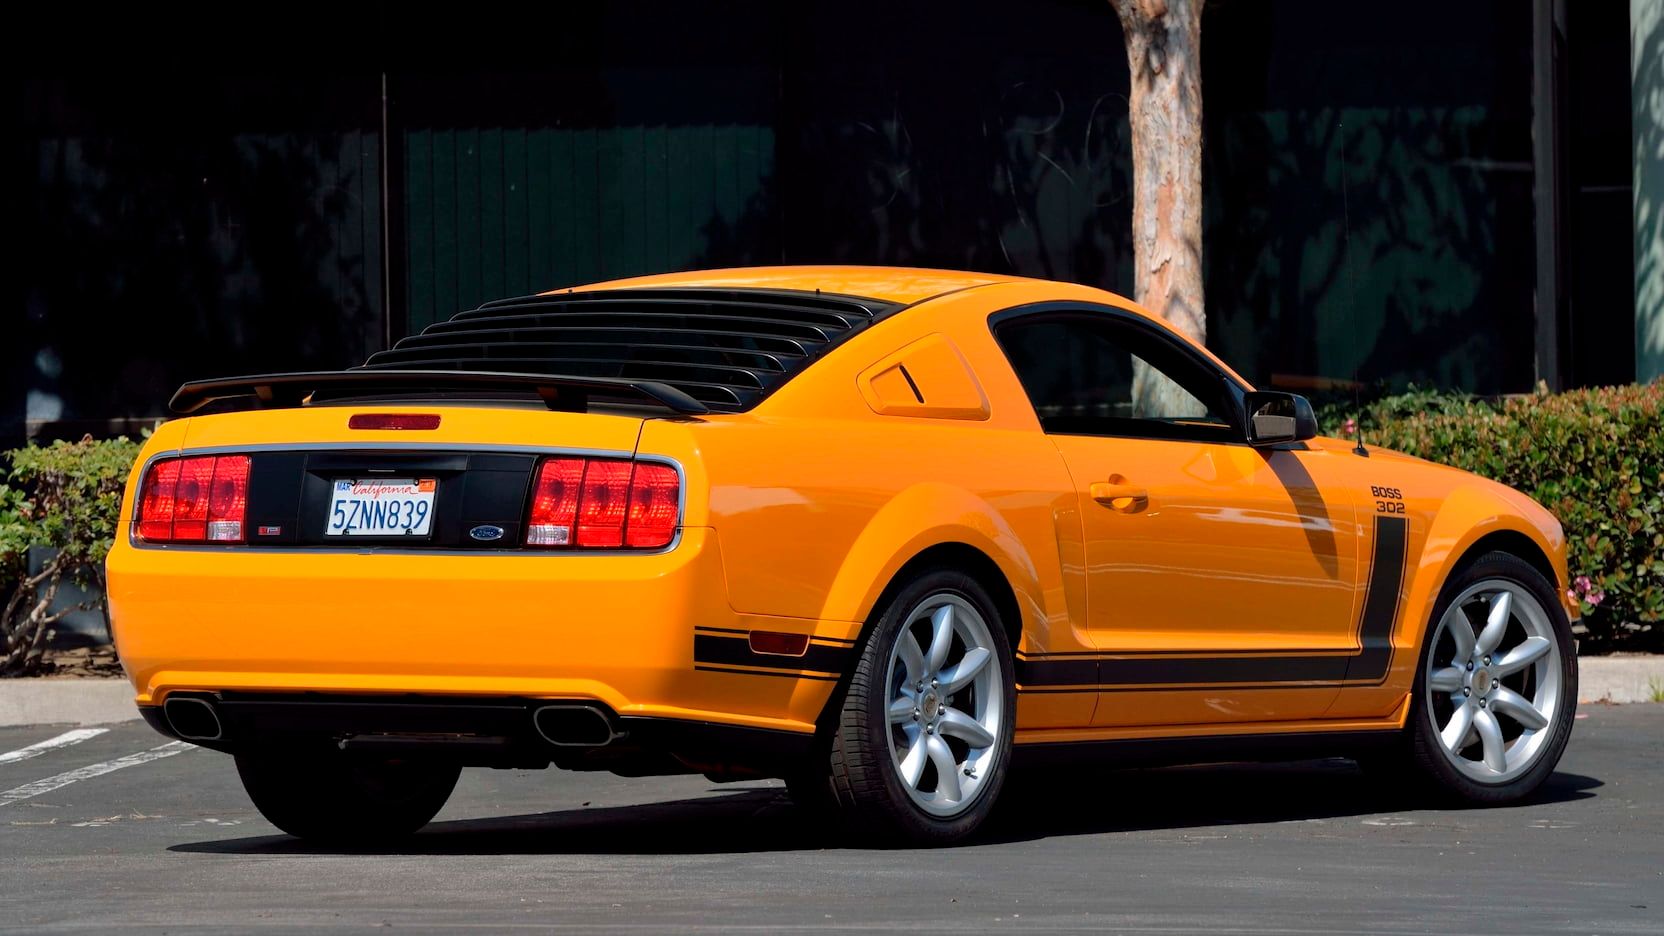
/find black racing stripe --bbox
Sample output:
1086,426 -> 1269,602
1098,654 -> 1351,685
694,664 -> 841,682
1343,513 -> 1408,683
1018,654 -> 1350,687
1015,657 -> 1099,687
811,636 -> 859,647
693,633 -> 850,675
1019,647 -> 1349,659
1022,682 -> 1339,694
1020,513 -> 1411,689
1095,681 -> 1344,693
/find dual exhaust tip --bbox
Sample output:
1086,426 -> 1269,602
161,697 -> 620,748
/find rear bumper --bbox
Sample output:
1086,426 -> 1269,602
108,527 -> 853,738
139,692 -> 813,773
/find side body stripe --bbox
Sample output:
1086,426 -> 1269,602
1015,515 -> 1410,691
689,515 -> 1411,691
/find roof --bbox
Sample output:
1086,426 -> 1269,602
540,265 -> 1253,393
551,265 -> 1025,306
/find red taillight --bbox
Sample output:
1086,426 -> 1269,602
206,455 -> 251,541
347,413 -> 441,430
134,455 -> 250,543
170,457 -> 215,540
525,457 -> 681,549
575,460 -> 634,547
626,463 -> 680,548
526,457 -> 585,546
136,459 -> 181,542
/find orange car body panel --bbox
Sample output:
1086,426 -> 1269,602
106,267 -> 1570,747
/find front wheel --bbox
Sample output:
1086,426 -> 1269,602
236,752 -> 460,844
816,569 -> 1016,844
1391,551 -> 1578,803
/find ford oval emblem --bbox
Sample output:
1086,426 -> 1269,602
469,524 -> 505,542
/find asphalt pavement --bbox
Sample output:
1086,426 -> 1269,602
1,705 -> 1658,934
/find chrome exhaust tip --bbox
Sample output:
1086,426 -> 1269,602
532,704 -> 621,747
163,696 -> 223,742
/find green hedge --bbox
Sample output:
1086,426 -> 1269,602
1318,382 -> 1663,651
1,436 -> 141,675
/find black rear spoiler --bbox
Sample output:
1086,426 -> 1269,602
168,369 -> 712,416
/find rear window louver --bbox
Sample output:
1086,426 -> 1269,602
359,287 -> 901,412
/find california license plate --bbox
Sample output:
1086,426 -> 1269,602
325,478 -> 436,537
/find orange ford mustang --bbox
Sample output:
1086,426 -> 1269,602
108,266 -> 1578,844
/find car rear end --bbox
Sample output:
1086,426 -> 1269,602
113,405 -> 739,759
107,285 -> 902,776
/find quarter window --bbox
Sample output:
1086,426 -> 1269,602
995,313 -> 1239,442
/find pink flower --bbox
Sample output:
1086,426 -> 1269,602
1342,418 -> 1357,437
1566,589 -> 1578,606
1573,575 -> 1592,593
1588,590 -> 1606,607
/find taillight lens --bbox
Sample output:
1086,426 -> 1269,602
526,457 -> 681,549
206,455 -> 251,541
626,463 -> 680,548
136,459 -> 182,542
134,455 -> 250,543
526,457 -> 585,546
576,460 -> 634,547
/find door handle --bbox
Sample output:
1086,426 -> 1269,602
1090,482 -> 1148,510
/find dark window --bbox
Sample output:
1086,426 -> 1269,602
995,313 -> 1240,442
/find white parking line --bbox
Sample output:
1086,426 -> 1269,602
0,728 -> 110,766
0,741 -> 194,808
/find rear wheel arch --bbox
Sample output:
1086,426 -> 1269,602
817,482 -> 1045,635
809,541 -> 1023,734
869,543 -> 1023,655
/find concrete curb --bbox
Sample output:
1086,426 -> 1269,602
1577,655 -> 1664,705
1,656 -> 1659,728
0,678 -> 137,728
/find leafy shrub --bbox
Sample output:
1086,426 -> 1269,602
0,436 -> 141,675
1318,382 -> 1663,651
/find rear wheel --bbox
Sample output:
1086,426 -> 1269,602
810,569 -> 1016,844
236,752 -> 460,844
1378,551 -> 1577,803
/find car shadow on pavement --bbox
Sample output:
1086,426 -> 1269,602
169,759 -> 1601,856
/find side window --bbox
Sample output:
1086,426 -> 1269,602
994,314 -> 1239,441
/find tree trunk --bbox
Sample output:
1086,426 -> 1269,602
1111,0 -> 1207,417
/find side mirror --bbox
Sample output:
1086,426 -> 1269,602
1243,391 -> 1318,446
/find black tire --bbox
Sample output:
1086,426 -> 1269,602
1376,550 -> 1577,804
816,568 -> 1017,845
236,752 -> 460,844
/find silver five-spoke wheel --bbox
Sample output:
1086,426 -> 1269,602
1425,579 -> 1562,784
884,593 -> 1004,817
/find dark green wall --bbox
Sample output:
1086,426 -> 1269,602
19,0 -> 1634,440
402,123 -> 774,333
